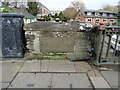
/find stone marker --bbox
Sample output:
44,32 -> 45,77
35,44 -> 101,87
0,49 -> 2,59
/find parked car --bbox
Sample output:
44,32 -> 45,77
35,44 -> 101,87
111,34 -> 120,51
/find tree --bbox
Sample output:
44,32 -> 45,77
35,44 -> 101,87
71,0 -> 86,11
27,1 -> 39,16
64,7 -> 77,20
2,8 -> 12,12
59,12 -> 65,20
2,0 -> 9,6
54,13 -> 59,18
101,5 -> 118,11
2,0 -> 26,9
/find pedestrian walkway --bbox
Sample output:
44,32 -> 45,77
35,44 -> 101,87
19,60 -> 92,73
0,60 -> 119,89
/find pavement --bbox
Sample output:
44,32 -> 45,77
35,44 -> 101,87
0,59 -> 119,89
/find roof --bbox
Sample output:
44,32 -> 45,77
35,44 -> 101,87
50,10 -> 62,12
12,8 -> 35,18
0,6 -> 35,19
79,9 -> 118,19
0,13 -> 24,17
38,2 -> 50,11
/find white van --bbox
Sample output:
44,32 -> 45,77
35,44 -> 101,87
111,34 -> 120,51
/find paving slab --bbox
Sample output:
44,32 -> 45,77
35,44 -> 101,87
40,60 -> 50,72
2,83 -> 9,88
90,77 -> 111,88
9,73 -> 52,88
99,65 -> 119,71
20,60 -> 40,72
51,73 -> 92,88
2,61 -> 24,83
88,69 -> 102,77
0,83 -> 2,90
74,61 -> 92,73
0,61 -> 2,83
101,71 -> 119,88
48,60 -> 76,72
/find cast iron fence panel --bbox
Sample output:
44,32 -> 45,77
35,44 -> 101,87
93,27 -> 120,64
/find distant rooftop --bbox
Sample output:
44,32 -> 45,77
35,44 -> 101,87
79,9 -> 118,19
12,8 -> 35,18
38,2 -> 50,11
0,6 -> 35,18
50,10 -> 62,12
83,9 -> 117,13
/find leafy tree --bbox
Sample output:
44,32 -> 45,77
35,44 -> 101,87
43,15 -> 51,21
1,0 -> 27,8
2,8 -> 12,12
59,12 -> 65,20
54,13 -> 59,18
27,1 -> 39,16
2,0 -> 9,6
44,15 -> 48,19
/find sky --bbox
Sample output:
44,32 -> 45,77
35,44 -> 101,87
38,0 -> 119,11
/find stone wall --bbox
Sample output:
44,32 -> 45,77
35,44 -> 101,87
24,21 -> 91,58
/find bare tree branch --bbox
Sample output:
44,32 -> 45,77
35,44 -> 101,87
71,0 -> 86,11
101,5 -> 118,11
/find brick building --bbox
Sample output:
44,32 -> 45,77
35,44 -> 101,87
37,3 -> 51,17
75,10 -> 118,24
50,10 -> 62,16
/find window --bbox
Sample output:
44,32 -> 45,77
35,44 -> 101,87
88,18 -> 91,22
87,12 -> 92,16
95,13 -> 99,16
103,19 -> 107,22
102,13 -> 107,16
110,14 -> 113,17
95,19 -> 99,22
27,19 -> 31,24
95,19 -> 99,23
110,20 -> 113,22
99,13 -> 102,16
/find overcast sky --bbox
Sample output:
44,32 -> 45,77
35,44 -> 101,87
38,0 -> 119,11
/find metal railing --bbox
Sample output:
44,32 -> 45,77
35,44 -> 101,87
92,26 -> 120,65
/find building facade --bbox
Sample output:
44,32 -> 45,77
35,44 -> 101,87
50,10 -> 62,16
37,3 -> 51,17
75,10 -> 118,24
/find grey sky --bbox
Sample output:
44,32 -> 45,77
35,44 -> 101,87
38,0 -> 119,11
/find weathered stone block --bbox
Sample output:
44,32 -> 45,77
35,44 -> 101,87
24,22 -> 91,58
